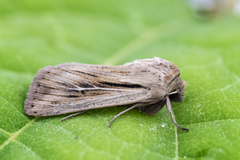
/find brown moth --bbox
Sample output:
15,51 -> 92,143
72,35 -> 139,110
25,57 -> 188,131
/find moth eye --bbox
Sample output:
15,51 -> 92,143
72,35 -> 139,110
81,90 -> 85,94
31,105 -> 34,107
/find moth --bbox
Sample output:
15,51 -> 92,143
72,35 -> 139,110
25,57 -> 188,131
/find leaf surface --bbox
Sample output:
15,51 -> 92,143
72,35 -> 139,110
0,0 -> 240,159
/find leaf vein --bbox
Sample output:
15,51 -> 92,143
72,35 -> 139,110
0,128 -> 12,136
0,96 -> 29,120
15,141 -> 43,160
103,20 -> 185,65
0,117 -> 40,151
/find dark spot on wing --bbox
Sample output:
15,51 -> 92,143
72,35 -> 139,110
68,95 -> 79,98
75,70 -> 98,77
100,82 -> 144,89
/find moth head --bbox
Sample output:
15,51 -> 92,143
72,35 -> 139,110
165,62 -> 186,102
168,77 -> 186,102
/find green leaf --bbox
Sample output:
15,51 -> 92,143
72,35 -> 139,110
1,0 -> 240,159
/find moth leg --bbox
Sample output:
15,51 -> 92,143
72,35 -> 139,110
166,96 -> 189,131
108,104 -> 139,127
61,110 -> 89,122
100,108 -> 109,113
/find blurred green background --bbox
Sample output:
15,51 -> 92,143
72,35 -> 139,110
0,0 -> 240,160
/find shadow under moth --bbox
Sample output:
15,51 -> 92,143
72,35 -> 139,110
25,57 -> 188,131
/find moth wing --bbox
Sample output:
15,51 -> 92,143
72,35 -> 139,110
24,63 -> 150,116
122,57 -> 180,88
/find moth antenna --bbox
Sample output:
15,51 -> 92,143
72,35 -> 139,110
108,104 -> 139,127
168,90 -> 179,95
166,96 -> 189,131
61,110 -> 89,121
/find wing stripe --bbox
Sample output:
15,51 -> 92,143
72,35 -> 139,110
99,82 -> 145,89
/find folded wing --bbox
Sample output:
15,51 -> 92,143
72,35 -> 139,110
24,63 -> 149,116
